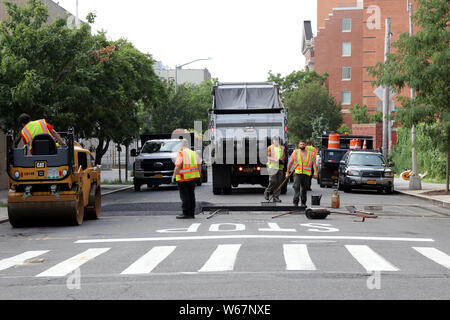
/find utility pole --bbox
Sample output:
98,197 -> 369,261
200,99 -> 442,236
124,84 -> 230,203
407,0 -> 421,190
382,18 -> 391,159
75,0 -> 79,27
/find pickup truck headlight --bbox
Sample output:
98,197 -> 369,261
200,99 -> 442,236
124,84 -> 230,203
384,170 -> 394,177
347,170 -> 360,176
135,160 -> 142,170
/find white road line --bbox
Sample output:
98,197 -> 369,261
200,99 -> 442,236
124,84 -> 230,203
36,248 -> 110,277
74,235 -> 435,244
121,246 -> 176,275
345,245 -> 399,272
0,251 -> 49,272
198,244 -> 241,272
283,244 -> 317,271
413,247 -> 450,269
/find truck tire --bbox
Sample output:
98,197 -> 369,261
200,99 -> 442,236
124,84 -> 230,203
223,187 -> 232,195
213,187 -> 222,195
134,183 -> 141,192
85,185 -> 101,220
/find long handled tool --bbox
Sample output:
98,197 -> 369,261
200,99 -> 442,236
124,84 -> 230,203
331,208 -> 377,222
262,169 -> 294,205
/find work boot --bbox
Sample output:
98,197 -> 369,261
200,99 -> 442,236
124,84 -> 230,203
176,214 -> 195,219
264,192 -> 270,200
293,201 -> 299,207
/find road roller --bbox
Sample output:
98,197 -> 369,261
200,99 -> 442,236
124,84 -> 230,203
6,128 -> 101,227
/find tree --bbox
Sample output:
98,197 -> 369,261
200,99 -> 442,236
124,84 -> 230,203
284,82 -> 342,144
367,0 -> 449,191
311,114 -> 329,148
337,124 -> 352,134
268,69 -> 328,98
349,104 -> 371,124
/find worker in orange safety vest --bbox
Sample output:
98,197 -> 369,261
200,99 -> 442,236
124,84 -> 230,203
172,139 -> 201,219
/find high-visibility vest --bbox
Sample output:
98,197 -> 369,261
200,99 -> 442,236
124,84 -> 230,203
21,119 -> 52,152
267,145 -> 285,170
307,145 -> 317,159
293,149 -> 313,176
176,148 -> 201,182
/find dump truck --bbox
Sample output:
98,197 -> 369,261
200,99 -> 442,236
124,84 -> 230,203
6,128 -> 101,227
209,82 -> 288,194
131,132 -> 207,192
317,133 -> 374,188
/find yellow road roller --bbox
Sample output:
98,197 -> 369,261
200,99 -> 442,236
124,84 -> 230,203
6,128 -> 101,227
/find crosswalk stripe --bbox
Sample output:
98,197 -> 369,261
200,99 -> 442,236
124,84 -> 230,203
283,244 -> 317,270
345,245 -> 399,272
121,246 -> 176,274
36,248 -> 110,277
0,251 -> 49,272
198,244 -> 241,272
413,247 -> 450,269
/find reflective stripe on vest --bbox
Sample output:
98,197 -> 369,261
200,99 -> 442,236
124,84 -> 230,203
21,119 -> 51,151
307,145 -> 317,159
293,149 -> 313,176
176,148 -> 201,182
266,145 -> 284,170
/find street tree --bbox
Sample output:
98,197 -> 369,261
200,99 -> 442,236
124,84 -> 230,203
367,0 -> 449,191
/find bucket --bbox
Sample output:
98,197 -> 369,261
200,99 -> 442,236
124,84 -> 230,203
311,194 -> 322,206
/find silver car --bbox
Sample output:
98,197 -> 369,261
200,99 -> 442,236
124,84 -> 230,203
337,150 -> 394,194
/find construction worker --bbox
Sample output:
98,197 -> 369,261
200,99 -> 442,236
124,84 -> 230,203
264,136 -> 285,202
18,113 -> 66,153
306,140 -> 318,191
286,140 -> 318,207
172,139 -> 201,219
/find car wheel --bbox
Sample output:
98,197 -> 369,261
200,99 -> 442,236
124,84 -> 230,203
134,184 -> 141,192
385,185 -> 394,194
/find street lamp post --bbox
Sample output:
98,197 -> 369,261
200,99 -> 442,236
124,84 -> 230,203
174,57 -> 212,94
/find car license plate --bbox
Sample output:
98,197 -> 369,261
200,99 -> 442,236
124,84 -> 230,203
367,180 -> 377,185
244,168 -> 253,173
331,175 -> 337,179
154,174 -> 163,178
47,168 -> 59,179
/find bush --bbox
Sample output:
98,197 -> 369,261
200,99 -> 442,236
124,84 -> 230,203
391,123 -> 446,179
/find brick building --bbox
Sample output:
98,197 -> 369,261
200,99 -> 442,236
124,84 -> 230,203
0,0 -> 75,190
310,0 -> 417,128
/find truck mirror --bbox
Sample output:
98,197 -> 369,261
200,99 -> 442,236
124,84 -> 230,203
339,160 -> 346,165
131,149 -> 137,157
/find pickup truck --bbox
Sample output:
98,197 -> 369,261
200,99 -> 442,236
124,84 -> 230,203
131,133 -> 207,192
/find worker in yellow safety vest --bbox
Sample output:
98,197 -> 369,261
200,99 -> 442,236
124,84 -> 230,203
306,140 -> 318,191
172,139 -> 201,219
264,136 -> 285,202
19,113 -> 66,154
286,140 -> 318,207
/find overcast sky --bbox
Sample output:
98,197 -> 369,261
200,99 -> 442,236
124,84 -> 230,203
55,0 -> 317,82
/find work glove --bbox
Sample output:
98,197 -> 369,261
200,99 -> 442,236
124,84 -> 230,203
171,175 -> 176,184
313,172 -> 318,180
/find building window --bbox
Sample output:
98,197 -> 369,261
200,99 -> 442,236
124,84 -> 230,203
342,18 -> 352,32
342,66 -> 351,80
342,42 -> 351,56
342,91 -> 351,105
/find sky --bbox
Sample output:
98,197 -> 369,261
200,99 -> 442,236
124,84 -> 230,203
55,0 -> 317,82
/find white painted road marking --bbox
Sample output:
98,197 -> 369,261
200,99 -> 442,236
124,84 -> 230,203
345,245 -> 399,272
198,244 -> 241,272
413,247 -> 450,269
283,244 -> 317,271
0,251 -> 49,272
121,246 -> 176,274
74,235 -> 435,244
36,248 -> 110,277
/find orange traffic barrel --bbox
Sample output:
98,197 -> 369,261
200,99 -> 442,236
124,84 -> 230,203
350,139 -> 361,149
328,133 -> 340,149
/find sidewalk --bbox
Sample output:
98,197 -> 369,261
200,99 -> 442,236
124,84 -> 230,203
394,178 -> 450,208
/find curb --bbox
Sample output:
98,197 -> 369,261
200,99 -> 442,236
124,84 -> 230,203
396,189 -> 450,209
102,185 -> 133,196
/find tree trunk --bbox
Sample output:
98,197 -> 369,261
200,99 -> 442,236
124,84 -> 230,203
95,137 -> 111,166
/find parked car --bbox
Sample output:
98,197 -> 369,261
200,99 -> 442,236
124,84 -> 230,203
337,150 -> 394,194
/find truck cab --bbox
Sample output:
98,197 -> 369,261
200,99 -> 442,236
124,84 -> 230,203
131,133 -> 207,192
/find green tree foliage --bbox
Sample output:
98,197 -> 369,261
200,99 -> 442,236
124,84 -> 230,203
311,114 -> 329,148
367,0 -> 449,189
0,0 -> 164,165
268,69 -> 328,98
149,79 -> 216,134
350,103 -> 383,124
284,82 -> 342,144
337,124 -> 352,134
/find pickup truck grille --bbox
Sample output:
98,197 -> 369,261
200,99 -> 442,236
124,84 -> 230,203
361,171 -> 383,178
142,159 -> 175,171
